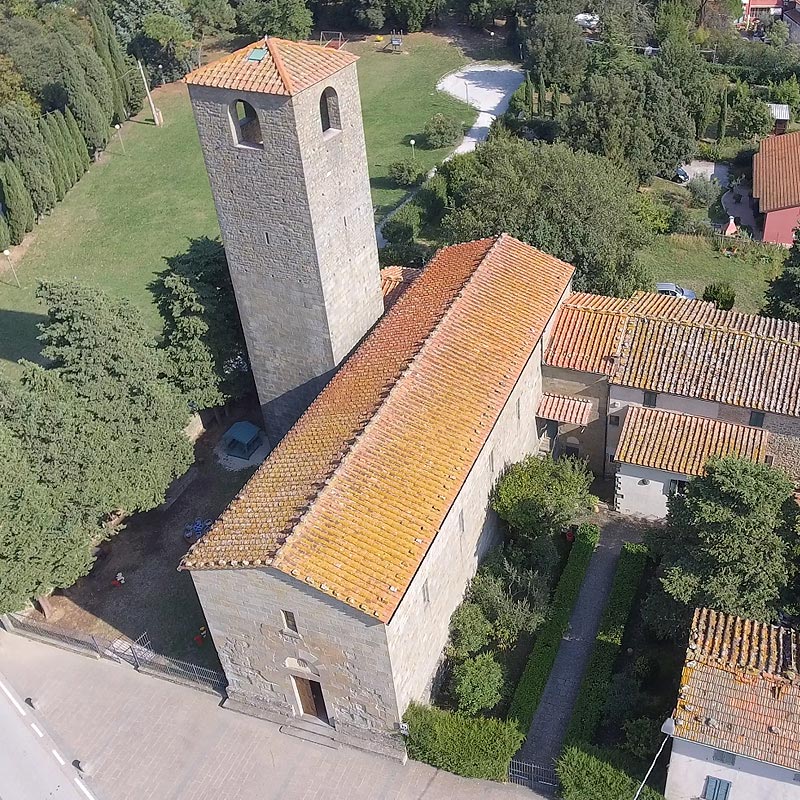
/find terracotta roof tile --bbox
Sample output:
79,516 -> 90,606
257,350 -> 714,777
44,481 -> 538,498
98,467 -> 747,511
753,131 -> 800,213
185,37 -> 358,96
380,266 -> 420,310
537,393 -> 592,426
616,406 -> 768,477
675,608 -> 800,770
181,235 -> 574,622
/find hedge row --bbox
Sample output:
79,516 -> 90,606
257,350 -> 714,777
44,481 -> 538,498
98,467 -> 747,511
564,542 -> 649,746
506,523 -> 600,730
403,703 -> 524,781
557,745 -> 665,800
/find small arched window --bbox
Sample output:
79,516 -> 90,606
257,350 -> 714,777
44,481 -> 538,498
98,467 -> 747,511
232,99 -> 263,148
319,87 -> 341,135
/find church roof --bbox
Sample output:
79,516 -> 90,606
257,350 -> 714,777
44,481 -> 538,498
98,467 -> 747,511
181,235 -> 574,622
184,37 -> 358,97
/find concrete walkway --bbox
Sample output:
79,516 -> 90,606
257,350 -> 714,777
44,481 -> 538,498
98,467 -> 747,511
0,632 -> 542,800
518,516 -> 639,764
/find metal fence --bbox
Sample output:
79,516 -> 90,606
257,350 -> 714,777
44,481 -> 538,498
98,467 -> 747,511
2,612 -> 227,697
508,758 -> 559,795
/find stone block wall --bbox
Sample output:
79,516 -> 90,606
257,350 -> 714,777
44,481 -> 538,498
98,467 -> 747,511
191,567 -> 405,760
385,341 -> 546,714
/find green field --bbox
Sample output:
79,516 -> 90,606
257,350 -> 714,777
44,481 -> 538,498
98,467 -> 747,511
0,33 -> 474,380
638,233 -> 784,314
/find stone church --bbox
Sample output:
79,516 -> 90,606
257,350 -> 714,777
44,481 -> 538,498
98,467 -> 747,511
181,36 -> 800,760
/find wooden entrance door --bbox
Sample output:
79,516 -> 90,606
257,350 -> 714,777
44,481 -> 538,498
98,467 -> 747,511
293,676 -> 329,724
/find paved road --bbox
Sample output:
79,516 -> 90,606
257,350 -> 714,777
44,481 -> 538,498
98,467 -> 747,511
0,670 -> 93,800
0,632 -> 542,800
437,64 -> 524,154
519,517 -> 641,764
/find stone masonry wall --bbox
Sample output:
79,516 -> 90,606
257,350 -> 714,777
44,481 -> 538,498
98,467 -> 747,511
191,567 -> 405,759
187,65 -> 382,442
385,338 -> 548,713
541,365 -> 609,476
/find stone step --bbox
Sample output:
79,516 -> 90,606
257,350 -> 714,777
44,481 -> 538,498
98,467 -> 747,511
279,718 -> 340,749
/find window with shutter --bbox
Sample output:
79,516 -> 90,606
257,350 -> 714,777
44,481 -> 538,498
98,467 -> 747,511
703,776 -> 732,800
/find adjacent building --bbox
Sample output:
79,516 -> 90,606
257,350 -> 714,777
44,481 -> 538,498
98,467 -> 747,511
666,608 -> 800,800
753,131 -> 800,245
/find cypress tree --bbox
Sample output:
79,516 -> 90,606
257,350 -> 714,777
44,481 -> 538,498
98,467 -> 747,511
550,84 -> 561,118
51,113 -> 78,188
75,43 -> 114,123
524,71 -> 534,112
0,103 -> 57,217
90,18 -> 126,123
537,71 -> 546,118
64,108 -> 91,172
717,89 -> 728,143
0,213 -> 10,250
38,117 -> 67,200
0,160 -> 35,244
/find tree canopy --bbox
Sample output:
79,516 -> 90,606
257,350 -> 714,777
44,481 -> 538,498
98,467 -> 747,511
439,138 -> 652,296
643,457 -> 796,639
526,13 -> 588,93
237,0 -> 313,39
764,228 -> 800,322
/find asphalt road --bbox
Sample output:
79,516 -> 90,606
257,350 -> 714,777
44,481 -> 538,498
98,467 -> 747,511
0,674 -> 92,800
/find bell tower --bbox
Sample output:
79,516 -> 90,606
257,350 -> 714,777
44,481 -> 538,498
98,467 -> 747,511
186,37 -> 384,442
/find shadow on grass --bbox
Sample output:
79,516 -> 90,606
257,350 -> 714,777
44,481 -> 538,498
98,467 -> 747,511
0,309 -> 47,371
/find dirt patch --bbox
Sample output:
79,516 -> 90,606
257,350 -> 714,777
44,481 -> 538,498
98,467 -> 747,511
25,399 -> 262,669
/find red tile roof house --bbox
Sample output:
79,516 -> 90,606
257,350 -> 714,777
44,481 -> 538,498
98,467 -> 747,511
665,608 -> 800,800
753,131 -> 800,245
742,0 -> 783,22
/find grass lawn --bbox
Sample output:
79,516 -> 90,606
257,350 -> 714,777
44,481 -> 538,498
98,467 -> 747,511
0,33 -> 475,381
638,233 -> 784,314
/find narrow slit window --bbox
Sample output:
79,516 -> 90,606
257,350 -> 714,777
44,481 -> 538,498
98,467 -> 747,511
282,610 -> 298,633
320,87 -> 341,134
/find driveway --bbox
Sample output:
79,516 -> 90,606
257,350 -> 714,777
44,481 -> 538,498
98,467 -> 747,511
683,159 -> 731,188
437,64 -> 524,154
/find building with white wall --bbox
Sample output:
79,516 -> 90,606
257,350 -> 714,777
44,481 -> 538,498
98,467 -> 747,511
614,406 -> 769,518
665,608 -> 800,800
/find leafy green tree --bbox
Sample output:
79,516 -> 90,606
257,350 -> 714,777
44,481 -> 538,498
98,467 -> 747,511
388,0 -> 439,31
153,237 -> 252,410
451,653 -> 504,714
764,227 -> 800,321
186,0 -> 235,66
448,601 -> 493,659
32,282 -> 194,512
731,94 -> 773,140
0,102 -> 56,216
643,457 -> 795,640
492,453 -> 597,538
107,0 -> 191,46
439,138 -> 652,295
353,0 -> 386,29
0,159 -> 35,244
0,423 -> 98,614
526,13 -> 588,93
770,75 -> 800,116
563,67 -> 695,183
236,0 -> 313,39
770,19 -> 789,46
423,113 -> 462,148
702,281 -> 735,310
654,37 -> 716,137
0,54 -> 38,114
717,88 -> 728,142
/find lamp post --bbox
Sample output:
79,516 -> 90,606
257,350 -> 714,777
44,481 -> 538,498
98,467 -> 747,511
490,30 -> 495,56
409,138 -> 416,160
632,717 -> 676,800
465,81 -> 470,105
3,248 -> 20,288
114,123 -> 126,155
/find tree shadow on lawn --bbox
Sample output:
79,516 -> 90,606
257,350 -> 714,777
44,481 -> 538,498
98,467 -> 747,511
31,397 -> 263,670
0,309 -> 48,372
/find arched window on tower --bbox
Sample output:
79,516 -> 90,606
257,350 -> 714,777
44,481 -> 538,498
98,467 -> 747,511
232,99 -> 263,148
319,87 -> 341,136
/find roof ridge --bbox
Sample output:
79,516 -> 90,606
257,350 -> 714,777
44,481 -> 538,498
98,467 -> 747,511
631,312 -> 800,346
271,236 -> 501,572
266,37 -> 294,95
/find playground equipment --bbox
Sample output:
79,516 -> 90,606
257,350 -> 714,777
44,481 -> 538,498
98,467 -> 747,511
320,31 -> 346,50
382,30 -> 404,52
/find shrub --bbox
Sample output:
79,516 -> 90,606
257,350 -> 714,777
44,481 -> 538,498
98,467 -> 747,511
703,281 -> 736,310
452,653 -> 504,714
404,703 -> 524,781
381,203 -> 422,244
557,745 -> 665,800
416,173 -> 449,223
564,542 -> 649,746
388,158 -> 423,187
378,241 -> 431,268
696,141 -> 722,161
622,717 -> 663,761
687,175 -> 722,208
507,524 -> 600,729
448,601 -> 493,659
491,454 -> 597,538
423,113 -> 462,149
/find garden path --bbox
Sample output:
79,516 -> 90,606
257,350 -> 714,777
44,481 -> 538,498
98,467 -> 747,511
517,515 -> 642,766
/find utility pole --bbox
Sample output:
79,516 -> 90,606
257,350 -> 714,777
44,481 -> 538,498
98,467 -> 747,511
137,60 -> 163,127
